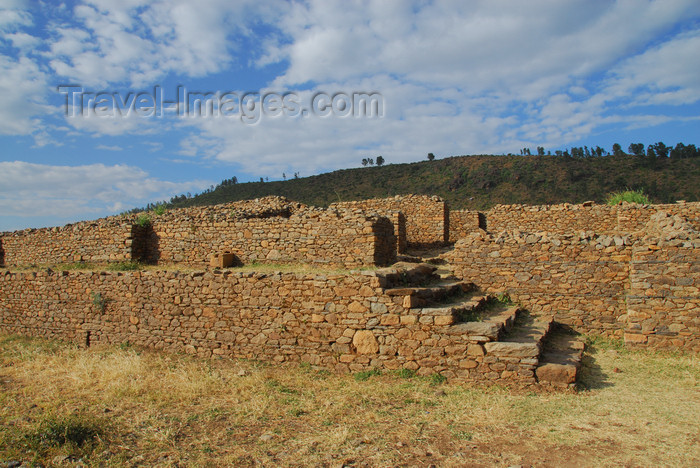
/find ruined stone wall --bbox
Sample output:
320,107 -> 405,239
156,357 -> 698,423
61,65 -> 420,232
485,201 -> 700,235
449,210 -> 482,242
0,197 -> 397,270
0,269 -> 536,383
0,219 -> 135,266
448,210 -> 700,351
616,202 -> 700,232
144,204 -> 396,268
624,213 -> 700,352
447,231 -> 633,336
332,195 -> 448,246
486,203 -> 619,234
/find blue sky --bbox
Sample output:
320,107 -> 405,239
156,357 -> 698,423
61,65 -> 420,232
1,0 -> 699,231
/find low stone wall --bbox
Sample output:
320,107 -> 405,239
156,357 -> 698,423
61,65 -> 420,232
332,195 -> 448,246
0,219 -> 135,266
449,210 -> 482,242
448,211 -> 700,351
0,269 -> 536,383
485,201 -> 700,236
143,203 -> 396,268
486,203 -> 619,235
447,231 -> 633,336
617,202 -> 700,232
0,197 -> 398,270
625,213 -> 700,352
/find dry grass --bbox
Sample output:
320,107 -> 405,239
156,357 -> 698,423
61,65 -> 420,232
1,334 -> 698,467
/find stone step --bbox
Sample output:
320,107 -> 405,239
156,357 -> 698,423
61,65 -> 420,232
483,311 -> 553,359
535,323 -> 585,388
375,262 -> 438,288
386,280 -> 475,308
409,291 -> 485,326
444,302 -> 522,342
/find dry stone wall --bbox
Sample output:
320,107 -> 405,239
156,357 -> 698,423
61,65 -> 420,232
332,195 -> 448,246
0,268 -> 538,383
0,197 -> 398,269
144,201 -> 396,268
447,230 -> 633,335
625,213 -> 700,352
616,202 -> 700,232
448,210 -> 700,351
449,210 -> 482,242
0,218 -> 135,266
482,201 -> 700,238
485,202 -> 619,235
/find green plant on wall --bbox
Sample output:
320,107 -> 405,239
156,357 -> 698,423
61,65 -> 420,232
91,292 -> 107,312
136,214 -> 151,227
153,204 -> 167,216
605,189 -> 651,205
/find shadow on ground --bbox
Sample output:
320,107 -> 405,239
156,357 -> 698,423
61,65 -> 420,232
576,344 -> 613,390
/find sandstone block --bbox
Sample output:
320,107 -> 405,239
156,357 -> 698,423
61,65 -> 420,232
536,363 -> 577,385
353,330 -> 379,354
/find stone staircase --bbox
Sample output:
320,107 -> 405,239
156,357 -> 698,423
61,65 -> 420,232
382,254 -> 584,389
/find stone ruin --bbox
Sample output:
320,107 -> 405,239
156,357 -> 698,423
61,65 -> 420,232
0,195 -> 698,389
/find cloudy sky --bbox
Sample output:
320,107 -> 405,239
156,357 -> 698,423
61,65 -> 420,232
1,0 -> 699,231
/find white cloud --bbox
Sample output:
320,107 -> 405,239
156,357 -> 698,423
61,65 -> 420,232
605,30 -> 700,106
96,144 -> 123,151
46,0 -> 278,87
0,54 -> 50,135
0,161 -> 213,220
267,0 -> 700,100
0,0 -> 31,32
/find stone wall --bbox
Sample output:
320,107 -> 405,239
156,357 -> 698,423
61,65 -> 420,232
0,268 -> 536,383
448,211 -> 700,351
625,213 -> 700,352
332,195 -> 448,246
447,230 -> 633,336
0,218 -> 135,266
616,202 -> 700,232
485,202 -> 619,235
449,210 -> 482,242
143,200 -> 396,268
483,201 -> 700,237
0,197 -> 398,269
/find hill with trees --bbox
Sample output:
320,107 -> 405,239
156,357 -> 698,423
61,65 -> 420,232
139,142 -> 700,212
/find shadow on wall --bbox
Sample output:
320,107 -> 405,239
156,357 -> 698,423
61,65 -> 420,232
0,238 -> 4,267
131,223 -> 160,264
478,213 -> 487,231
374,217 -> 398,266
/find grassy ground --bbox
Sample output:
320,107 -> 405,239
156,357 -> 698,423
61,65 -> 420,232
0,334 -> 698,467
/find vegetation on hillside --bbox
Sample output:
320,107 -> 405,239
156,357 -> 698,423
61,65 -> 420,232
131,142 -> 700,213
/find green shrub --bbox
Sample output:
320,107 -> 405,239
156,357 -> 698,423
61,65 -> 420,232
605,189 -> 651,205
153,204 -> 167,216
136,214 -> 151,227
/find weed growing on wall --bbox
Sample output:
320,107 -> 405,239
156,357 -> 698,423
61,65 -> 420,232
606,189 -> 651,205
136,214 -> 151,227
90,292 -> 106,312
